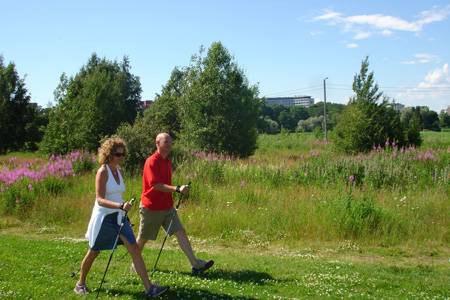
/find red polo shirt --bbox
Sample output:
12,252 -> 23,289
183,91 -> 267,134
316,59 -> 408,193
141,151 -> 173,210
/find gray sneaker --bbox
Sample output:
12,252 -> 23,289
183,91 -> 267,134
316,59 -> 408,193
73,283 -> 89,295
192,259 -> 214,275
145,284 -> 169,298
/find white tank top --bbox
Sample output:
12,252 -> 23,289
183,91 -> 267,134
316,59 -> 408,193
104,164 -> 125,203
85,164 -> 126,248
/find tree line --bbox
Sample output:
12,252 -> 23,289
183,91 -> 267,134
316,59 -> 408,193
1,44 -> 449,161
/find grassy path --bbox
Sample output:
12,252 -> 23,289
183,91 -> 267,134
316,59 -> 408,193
0,234 -> 448,299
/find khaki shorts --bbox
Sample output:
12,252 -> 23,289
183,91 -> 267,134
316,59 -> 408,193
137,207 -> 183,241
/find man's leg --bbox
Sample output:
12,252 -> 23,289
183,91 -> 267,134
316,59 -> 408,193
174,228 -> 199,267
133,207 -> 163,272
174,228 -> 214,274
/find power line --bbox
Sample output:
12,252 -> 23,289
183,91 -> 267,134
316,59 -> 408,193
326,87 -> 450,95
328,83 -> 450,91
263,83 -> 450,98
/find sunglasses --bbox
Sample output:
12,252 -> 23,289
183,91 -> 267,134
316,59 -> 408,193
113,152 -> 125,157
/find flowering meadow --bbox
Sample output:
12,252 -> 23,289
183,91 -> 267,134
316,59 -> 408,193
0,151 -> 95,214
172,132 -> 449,246
0,132 -> 448,246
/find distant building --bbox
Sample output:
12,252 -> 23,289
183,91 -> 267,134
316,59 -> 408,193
392,102 -> 405,112
265,96 -> 314,107
139,100 -> 153,110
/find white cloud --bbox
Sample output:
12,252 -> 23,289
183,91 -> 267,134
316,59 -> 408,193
418,63 -> 449,87
401,53 -> 438,65
417,6 -> 450,26
309,30 -> 323,37
345,14 -> 420,31
395,64 -> 450,111
353,31 -> 371,40
381,29 -> 393,36
313,5 -> 450,40
346,43 -> 359,48
314,10 -> 342,21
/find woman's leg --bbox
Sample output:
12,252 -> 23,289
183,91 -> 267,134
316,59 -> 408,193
77,249 -> 100,286
120,235 -> 152,291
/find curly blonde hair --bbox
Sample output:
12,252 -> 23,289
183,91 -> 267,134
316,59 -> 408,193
98,136 -> 128,165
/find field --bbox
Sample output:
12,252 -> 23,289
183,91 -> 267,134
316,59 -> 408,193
0,132 -> 449,299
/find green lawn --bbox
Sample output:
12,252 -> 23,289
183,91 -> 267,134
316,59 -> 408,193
0,234 -> 448,299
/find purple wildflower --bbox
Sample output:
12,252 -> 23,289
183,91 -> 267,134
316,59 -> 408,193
348,175 -> 355,184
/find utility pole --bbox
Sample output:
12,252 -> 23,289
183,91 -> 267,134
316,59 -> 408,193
323,77 -> 328,142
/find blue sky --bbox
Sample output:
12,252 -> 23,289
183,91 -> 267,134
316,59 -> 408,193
2,0 -> 450,112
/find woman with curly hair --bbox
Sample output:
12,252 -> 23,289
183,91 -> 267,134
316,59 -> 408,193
74,137 -> 168,298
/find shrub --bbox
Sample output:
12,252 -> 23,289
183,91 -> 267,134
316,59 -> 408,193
40,55 -> 141,154
333,57 -> 419,153
116,116 -> 154,174
179,42 -> 260,158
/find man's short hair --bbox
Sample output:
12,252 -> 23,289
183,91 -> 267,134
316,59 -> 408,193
156,132 -> 171,144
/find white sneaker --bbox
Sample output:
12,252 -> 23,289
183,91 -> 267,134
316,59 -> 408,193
74,283 -> 89,295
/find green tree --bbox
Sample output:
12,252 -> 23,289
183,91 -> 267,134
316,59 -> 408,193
116,115 -> 154,173
258,102 -> 290,133
142,68 -> 186,138
0,56 -> 36,153
404,110 -> 422,146
40,54 -> 141,154
297,116 -> 324,132
179,42 -> 260,157
278,110 -> 297,131
439,109 -> 450,128
23,105 -> 50,151
260,101 -> 276,120
419,107 -> 440,131
261,104 -> 309,132
257,116 -> 280,134
307,102 -> 345,130
117,67 -> 189,171
333,57 -> 415,153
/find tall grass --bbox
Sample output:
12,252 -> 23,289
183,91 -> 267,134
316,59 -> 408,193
171,131 -> 449,247
1,132 -> 449,248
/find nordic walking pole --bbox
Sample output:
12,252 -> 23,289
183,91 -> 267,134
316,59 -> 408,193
70,195 -> 137,278
151,182 -> 191,276
95,197 -> 136,299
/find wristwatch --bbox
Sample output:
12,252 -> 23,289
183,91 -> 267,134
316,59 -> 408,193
176,185 -> 181,193
119,203 -> 125,210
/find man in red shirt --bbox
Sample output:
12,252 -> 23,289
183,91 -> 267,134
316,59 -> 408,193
136,132 -> 214,275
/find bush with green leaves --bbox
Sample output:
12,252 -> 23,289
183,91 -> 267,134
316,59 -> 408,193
136,42 -> 260,158
297,116 -> 324,132
179,42 -> 260,157
439,109 -> 450,128
116,116 -> 155,173
257,116 -> 280,134
142,68 -> 185,139
333,57 -> 420,153
40,54 -> 141,154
